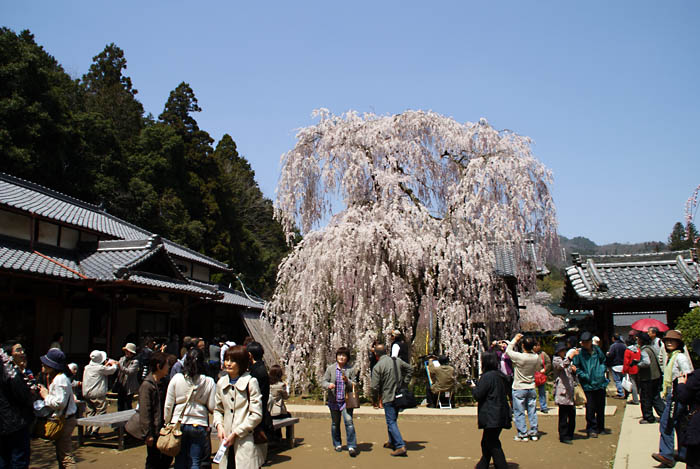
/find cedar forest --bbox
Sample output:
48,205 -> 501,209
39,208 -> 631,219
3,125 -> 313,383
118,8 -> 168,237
0,28 -> 290,297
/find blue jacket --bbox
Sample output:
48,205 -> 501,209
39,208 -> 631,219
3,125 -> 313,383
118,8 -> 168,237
572,345 -> 609,391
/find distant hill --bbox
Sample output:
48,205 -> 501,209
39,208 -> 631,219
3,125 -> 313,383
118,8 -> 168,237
556,235 -> 667,265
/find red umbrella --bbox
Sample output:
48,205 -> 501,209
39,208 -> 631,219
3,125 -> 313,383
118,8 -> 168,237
630,318 -> 669,332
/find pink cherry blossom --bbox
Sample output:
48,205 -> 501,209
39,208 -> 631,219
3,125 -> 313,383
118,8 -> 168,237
265,109 -> 558,389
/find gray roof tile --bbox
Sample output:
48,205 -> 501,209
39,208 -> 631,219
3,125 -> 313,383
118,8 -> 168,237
0,173 -> 229,271
564,256 -> 700,302
0,238 -> 82,280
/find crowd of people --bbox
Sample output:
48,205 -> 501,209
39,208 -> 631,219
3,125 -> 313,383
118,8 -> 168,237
0,326 -> 698,469
0,334 -> 284,469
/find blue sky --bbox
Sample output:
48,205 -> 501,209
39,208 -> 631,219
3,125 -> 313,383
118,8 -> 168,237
4,1 -> 699,244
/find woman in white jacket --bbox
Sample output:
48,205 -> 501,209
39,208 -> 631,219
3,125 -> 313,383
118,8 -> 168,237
164,348 -> 216,469
214,345 -> 264,469
37,348 -> 78,468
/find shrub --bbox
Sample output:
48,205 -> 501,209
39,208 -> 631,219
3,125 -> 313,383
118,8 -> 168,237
676,307 -> 700,365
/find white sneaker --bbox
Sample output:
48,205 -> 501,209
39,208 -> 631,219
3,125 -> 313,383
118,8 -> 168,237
530,435 -> 539,441
513,436 -> 529,442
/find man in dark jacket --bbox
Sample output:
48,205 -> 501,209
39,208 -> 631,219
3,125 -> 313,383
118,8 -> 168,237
126,352 -> 172,469
572,331 -> 610,438
606,334 -> 627,398
371,344 -> 413,457
0,348 -> 34,468
675,338 -> 700,468
637,332 -> 665,424
247,341 -> 271,460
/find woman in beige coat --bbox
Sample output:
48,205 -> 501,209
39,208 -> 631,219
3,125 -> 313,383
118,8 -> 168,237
214,345 -> 264,469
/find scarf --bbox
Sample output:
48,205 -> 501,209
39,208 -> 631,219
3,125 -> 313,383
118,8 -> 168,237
662,350 -> 679,398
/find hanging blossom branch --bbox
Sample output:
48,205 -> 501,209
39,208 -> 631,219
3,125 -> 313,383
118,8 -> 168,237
686,184 -> 700,244
266,109 -> 558,390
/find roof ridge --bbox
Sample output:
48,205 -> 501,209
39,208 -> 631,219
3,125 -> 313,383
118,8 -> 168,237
162,238 -> 229,268
0,172 -> 104,212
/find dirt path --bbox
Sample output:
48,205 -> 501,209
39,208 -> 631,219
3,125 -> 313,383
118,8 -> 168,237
30,399 -> 624,469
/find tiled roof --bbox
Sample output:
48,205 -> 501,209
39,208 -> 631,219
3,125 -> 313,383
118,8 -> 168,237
564,255 -> 700,303
240,310 -> 278,365
0,173 -> 148,240
0,237 -> 82,280
125,272 -> 222,298
0,173 -> 230,272
492,240 -> 548,278
217,286 -> 265,309
163,239 -> 231,271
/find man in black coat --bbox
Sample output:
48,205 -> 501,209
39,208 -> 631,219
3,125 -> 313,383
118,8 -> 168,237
0,348 -> 34,468
606,334 -> 627,398
676,339 -> 700,469
247,341 -> 272,459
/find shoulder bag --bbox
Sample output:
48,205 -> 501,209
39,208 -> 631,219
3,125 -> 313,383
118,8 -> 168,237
345,383 -> 360,409
535,354 -> 547,387
34,377 -> 69,441
391,358 -> 417,410
157,383 -> 197,457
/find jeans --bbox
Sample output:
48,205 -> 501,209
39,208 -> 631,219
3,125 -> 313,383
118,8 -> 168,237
476,428 -> 507,469
537,384 -> 548,411
659,391 -> 686,462
610,368 -> 624,396
383,402 -> 405,449
0,425 -> 30,469
584,389 -> 606,434
175,424 -> 209,469
558,405 -> 576,441
639,378 -> 665,422
330,407 -> 356,450
512,389 -> 538,437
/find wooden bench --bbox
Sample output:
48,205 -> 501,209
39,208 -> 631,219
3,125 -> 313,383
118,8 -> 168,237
272,417 -> 299,449
76,409 -> 136,450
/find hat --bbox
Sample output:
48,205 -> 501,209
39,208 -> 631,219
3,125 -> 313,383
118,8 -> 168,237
40,348 -> 66,371
554,342 -> 568,354
663,330 -> 682,341
580,331 -> 593,342
122,343 -> 137,354
90,350 -> 107,364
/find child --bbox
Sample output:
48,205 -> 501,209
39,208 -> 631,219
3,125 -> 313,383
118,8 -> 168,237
552,342 -> 577,443
471,351 -> 512,469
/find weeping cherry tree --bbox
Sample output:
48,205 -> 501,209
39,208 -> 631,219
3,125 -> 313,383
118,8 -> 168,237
265,109 -> 558,389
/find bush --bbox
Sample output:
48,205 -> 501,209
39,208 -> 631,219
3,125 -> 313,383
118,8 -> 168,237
676,307 -> 700,365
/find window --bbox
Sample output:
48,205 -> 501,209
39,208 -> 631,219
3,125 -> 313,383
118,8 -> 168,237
60,227 -> 80,249
0,210 -> 31,240
192,264 -> 210,282
37,221 -> 59,246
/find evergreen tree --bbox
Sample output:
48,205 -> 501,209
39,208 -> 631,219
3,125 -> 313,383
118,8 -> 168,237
668,221 -> 697,250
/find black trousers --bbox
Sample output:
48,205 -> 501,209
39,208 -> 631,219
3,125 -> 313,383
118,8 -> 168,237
639,378 -> 665,422
117,389 -> 133,411
558,404 -> 575,441
686,444 -> 700,469
476,428 -> 507,469
145,443 -> 172,469
583,389 -> 606,433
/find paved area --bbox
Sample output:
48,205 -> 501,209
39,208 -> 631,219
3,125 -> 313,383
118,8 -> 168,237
30,401 -> 625,469
613,402 -> 664,469
287,403 -> 618,418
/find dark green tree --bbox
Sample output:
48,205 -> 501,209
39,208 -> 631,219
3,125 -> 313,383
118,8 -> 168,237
668,221 -> 698,250
0,28 -> 91,196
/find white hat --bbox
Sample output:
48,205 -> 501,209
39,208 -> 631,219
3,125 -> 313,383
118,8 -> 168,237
122,343 -> 137,354
90,350 -> 107,364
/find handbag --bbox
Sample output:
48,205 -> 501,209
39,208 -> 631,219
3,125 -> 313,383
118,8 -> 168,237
245,383 -> 268,444
621,374 -> 632,393
534,354 -> 547,387
157,384 -> 197,457
34,415 -> 65,441
391,358 -> 417,410
345,383 -> 360,409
